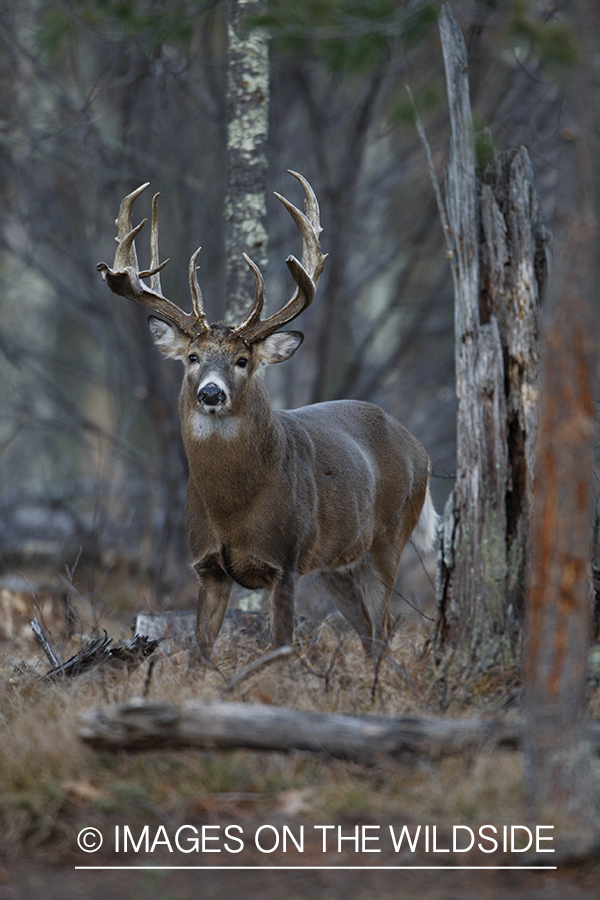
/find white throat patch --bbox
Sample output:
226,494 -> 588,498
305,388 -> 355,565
189,409 -> 239,441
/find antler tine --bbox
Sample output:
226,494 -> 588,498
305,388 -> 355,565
233,171 -> 328,344
144,193 -> 164,295
138,192 -> 171,286
97,183 -> 209,338
284,169 -> 327,284
188,246 -> 210,330
232,253 -> 266,335
113,182 -> 149,271
287,169 -> 323,236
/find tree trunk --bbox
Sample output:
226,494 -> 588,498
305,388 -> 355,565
225,0 -> 269,324
435,3 -> 550,659
523,291 -> 597,832
523,0 -> 600,834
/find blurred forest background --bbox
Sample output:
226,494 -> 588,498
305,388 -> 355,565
0,0 -> 592,611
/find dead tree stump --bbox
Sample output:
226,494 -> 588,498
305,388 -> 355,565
435,4 -> 550,659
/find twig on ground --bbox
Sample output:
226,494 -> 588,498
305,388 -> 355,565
219,646 -> 294,697
31,616 -> 61,668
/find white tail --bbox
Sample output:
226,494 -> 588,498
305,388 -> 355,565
411,485 -> 440,554
98,174 -> 437,658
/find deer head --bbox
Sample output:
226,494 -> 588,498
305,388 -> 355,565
97,173 -> 328,422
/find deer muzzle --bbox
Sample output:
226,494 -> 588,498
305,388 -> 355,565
198,381 -> 227,411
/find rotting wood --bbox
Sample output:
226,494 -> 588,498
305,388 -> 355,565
432,4 -> 550,659
39,633 -> 161,681
134,610 -> 317,646
78,699 -> 600,763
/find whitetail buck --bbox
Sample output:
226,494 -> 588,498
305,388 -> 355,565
97,172 -> 437,658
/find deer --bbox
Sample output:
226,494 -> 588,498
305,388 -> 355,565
97,172 -> 438,660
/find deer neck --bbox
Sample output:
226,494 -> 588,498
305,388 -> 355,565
181,382 -> 285,512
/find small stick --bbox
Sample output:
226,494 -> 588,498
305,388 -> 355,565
31,616 -> 61,668
143,657 -> 158,698
406,84 -> 455,260
220,646 -> 294,697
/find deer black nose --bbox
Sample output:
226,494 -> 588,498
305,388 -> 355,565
198,383 -> 226,406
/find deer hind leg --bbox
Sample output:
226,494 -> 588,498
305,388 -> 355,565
366,534 -> 411,652
194,570 -> 233,659
323,546 -> 403,657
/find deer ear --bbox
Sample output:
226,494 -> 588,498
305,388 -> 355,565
255,331 -> 304,366
148,316 -> 190,360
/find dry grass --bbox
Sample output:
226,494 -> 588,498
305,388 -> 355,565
0,598 -> 598,864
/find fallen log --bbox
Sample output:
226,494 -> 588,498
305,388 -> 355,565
134,610 -> 319,645
77,700 -> 600,763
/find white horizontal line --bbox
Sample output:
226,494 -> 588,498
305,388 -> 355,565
75,865 -> 558,871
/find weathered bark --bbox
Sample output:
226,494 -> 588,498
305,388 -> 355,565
78,700 -> 600,763
225,0 -> 269,324
39,633 -> 160,681
435,4 -> 550,658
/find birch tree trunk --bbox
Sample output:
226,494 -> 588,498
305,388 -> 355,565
435,4 -> 550,660
225,0 -> 269,324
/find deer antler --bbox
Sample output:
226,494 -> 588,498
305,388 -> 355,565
232,171 -> 328,344
97,183 -> 210,338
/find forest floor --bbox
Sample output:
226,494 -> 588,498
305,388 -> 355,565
0,564 -> 599,899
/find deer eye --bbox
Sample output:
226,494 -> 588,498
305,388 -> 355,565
236,357 -> 248,369
188,354 -> 199,365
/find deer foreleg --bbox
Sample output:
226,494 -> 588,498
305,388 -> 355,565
268,571 -> 297,647
194,571 -> 233,659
